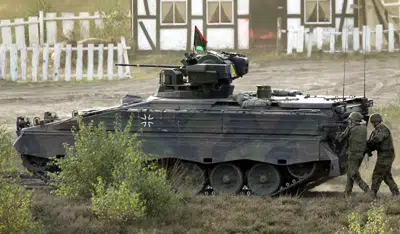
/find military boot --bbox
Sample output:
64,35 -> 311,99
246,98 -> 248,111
390,188 -> 400,196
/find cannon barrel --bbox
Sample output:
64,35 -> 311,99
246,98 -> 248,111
115,63 -> 182,69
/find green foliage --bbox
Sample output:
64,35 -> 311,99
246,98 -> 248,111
0,124 -> 18,176
0,123 -> 18,176
49,116 -> 135,200
90,178 -> 146,222
0,181 -> 44,233
49,115 -> 179,222
92,0 -> 132,43
371,96 -> 400,129
110,150 -> 180,217
25,0 -> 54,16
338,203 -> 393,234
0,123 -> 44,233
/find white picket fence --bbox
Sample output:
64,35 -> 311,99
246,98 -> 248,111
0,10 -> 131,47
0,37 -> 132,82
285,23 -> 400,56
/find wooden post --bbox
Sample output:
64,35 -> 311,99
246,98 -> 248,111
20,45 -> 27,81
307,28 -> 313,58
0,44 -> 5,79
117,43 -> 124,79
31,44 -> 39,82
65,44 -> 72,81
131,0 -> 135,39
87,44 -> 94,80
357,0 -> 363,27
107,44 -> 114,80
76,44 -> 83,81
39,11 -> 44,45
98,44 -> 104,80
276,17 -> 281,54
42,44 -> 49,81
53,43 -> 61,81
10,44 -> 18,81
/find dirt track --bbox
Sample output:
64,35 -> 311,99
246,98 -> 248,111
2,57 -> 400,194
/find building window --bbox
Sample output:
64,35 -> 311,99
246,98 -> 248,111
161,0 -> 187,25
207,0 -> 234,24
304,0 -> 331,24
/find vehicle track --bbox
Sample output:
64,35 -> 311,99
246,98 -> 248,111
14,173 -> 394,198
3,174 -> 52,190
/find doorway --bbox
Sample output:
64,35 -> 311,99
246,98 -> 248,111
249,0 -> 284,50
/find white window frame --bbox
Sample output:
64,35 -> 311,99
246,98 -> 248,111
303,0 -> 332,25
160,0 -> 188,25
206,0 -> 234,25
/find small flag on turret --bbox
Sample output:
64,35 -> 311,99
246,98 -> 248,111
193,26 -> 207,53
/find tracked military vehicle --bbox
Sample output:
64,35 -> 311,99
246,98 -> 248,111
13,50 -> 373,196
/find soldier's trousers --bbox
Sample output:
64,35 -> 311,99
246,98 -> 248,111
371,153 -> 399,192
346,153 -> 370,193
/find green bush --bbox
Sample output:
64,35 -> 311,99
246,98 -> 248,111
337,203 -> 393,234
0,181 -> 44,233
0,123 -> 44,234
371,96 -> 400,129
49,116 -> 133,200
108,147 -> 180,217
49,115 -> 179,222
0,123 -> 19,177
92,0 -> 132,42
91,178 -> 146,222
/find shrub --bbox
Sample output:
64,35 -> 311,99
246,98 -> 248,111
108,148 -> 180,217
49,116 -> 133,200
0,181 -> 45,233
337,203 -> 393,234
49,115 -> 179,222
0,123 -> 44,234
90,178 -> 146,222
0,123 -> 19,177
92,0 -> 132,43
371,96 -> 400,129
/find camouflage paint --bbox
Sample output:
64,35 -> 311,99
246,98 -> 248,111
13,50 -> 373,196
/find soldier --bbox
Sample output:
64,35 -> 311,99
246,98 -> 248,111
366,113 -> 399,198
336,112 -> 370,197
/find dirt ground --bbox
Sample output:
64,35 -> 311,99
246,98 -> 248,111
2,57 -> 400,194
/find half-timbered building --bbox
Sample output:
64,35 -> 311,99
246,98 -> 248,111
131,0 -> 397,51
131,0 -> 250,51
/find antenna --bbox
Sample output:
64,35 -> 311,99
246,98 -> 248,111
342,19 -> 347,101
363,26 -> 367,97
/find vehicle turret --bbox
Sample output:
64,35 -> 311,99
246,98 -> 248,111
116,50 -> 249,99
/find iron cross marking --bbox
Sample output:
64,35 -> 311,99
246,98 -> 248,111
140,114 -> 154,127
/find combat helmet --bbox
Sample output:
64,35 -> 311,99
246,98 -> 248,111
348,112 -> 363,122
369,113 -> 382,123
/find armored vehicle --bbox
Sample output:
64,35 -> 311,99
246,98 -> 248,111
13,50 -> 373,196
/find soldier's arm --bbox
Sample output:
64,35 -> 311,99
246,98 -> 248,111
367,127 -> 389,146
336,126 -> 350,142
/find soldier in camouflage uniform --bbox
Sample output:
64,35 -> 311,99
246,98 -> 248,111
336,112 -> 370,197
366,113 -> 400,198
